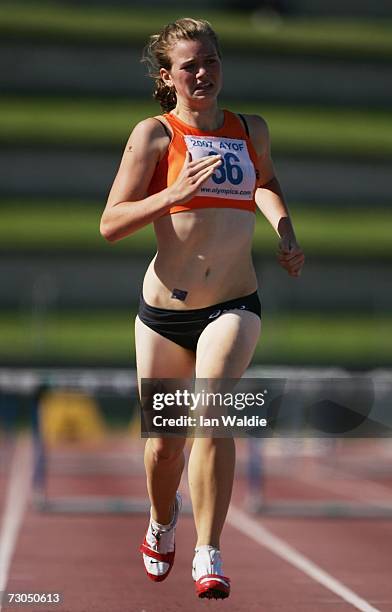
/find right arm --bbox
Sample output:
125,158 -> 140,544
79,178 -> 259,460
100,118 -> 222,243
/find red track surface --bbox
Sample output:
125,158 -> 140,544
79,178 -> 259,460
2,438 -> 392,612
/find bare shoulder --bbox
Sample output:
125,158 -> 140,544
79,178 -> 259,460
132,116 -> 171,137
125,116 -> 171,157
106,117 -> 170,207
246,114 -> 270,137
240,114 -> 270,156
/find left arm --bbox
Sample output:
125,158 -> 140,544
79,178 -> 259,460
246,114 -> 305,278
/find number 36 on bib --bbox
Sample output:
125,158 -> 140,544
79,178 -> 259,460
184,135 -> 256,200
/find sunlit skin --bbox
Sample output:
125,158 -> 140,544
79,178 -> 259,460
102,32 -> 305,558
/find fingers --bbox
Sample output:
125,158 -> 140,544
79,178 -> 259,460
170,152 -> 223,205
277,243 -> 305,277
186,153 -> 222,174
277,251 -> 304,264
188,152 -> 221,166
278,241 -> 303,260
280,264 -> 304,277
279,255 -> 305,276
194,162 -> 221,186
287,261 -> 304,276
190,157 -> 223,183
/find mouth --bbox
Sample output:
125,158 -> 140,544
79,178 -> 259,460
194,82 -> 213,94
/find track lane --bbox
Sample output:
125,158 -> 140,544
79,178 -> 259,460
3,438 -> 392,611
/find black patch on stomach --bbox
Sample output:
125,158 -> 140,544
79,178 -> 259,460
205,268 -> 210,278
171,288 -> 188,301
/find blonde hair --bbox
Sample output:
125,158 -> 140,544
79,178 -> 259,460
141,18 -> 221,113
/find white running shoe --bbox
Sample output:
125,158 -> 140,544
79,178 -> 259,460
139,492 -> 182,582
192,545 -> 230,599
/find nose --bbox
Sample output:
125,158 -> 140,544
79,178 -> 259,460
196,65 -> 207,79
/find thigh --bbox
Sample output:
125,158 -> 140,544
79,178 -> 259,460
135,315 -> 195,382
195,310 -> 261,379
135,316 -> 195,447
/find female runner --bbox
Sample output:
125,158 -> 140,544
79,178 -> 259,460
100,17 -> 305,600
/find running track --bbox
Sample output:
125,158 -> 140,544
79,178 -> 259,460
1,436 -> 392,612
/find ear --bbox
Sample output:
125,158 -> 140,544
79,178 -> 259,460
160,67 -> 174,89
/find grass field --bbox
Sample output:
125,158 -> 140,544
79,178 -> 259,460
2,3 -> 392,60
2,98 -> 391,161
2,201 -> 391,259
0,310 -> 390,367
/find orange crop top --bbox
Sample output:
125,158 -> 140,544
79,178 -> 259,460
148,110 -> 259,215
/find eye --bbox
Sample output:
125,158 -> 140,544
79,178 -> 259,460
183,63 -> 195,71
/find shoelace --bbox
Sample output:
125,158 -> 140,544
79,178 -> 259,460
150,525 -> 161,542
147,520 -> 176,553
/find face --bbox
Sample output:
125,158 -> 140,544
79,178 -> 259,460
160,36 -> 222,106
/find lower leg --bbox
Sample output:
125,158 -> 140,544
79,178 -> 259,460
144,438 -> 185,524
188,437 -> 235,548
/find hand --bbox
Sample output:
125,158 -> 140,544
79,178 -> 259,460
168,152 -> 223,205
277,237 -> 305,277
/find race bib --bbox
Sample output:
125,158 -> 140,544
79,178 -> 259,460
184,135 -> 256,200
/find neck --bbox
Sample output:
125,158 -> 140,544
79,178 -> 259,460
171,102 -> 223,131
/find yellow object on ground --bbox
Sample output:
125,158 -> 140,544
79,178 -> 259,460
39,390 -> 106,444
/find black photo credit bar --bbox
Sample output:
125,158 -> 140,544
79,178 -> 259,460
139,376 -> 391,438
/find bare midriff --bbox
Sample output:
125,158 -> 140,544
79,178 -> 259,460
142,207 -> 257,309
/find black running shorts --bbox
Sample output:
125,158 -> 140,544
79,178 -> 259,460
138,291 -> 261,352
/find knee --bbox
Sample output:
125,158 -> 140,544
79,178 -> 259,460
149,439 -> 185,464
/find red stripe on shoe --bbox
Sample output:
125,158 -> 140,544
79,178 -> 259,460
139,539 -> 175,563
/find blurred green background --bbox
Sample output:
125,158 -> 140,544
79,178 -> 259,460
1,0 -> 391,368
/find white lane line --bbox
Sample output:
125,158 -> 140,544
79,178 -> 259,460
228,505 -> 380,612
0,434 -> 33,611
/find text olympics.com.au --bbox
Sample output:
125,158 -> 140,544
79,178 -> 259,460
150,390 -> 268,428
